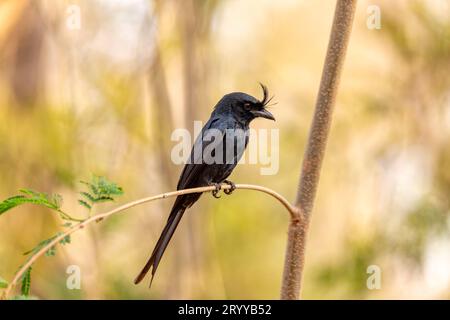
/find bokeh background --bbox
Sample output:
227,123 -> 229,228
0,0 -> 449,299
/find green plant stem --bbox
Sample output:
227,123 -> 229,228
57,210 -> 85,222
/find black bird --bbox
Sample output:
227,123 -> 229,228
134,84 -> 275,286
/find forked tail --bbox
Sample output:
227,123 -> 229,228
134,206 -> 186,286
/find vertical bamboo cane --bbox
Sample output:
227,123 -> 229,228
281,0 -> 357,300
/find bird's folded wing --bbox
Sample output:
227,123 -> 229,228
176,117 -> 225,190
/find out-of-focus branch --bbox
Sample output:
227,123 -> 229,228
148,46 -> 177,187
147,0 -> 177,187
281,0 -> 357,300
1,183 -> 298,300
2,1 -> 45,106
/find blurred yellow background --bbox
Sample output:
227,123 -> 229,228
0,0 -> 449,299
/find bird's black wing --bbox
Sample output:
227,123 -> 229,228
135,116 -> 229,286
176,116 -> 222,190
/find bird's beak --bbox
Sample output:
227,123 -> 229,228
251,109 -> 275,121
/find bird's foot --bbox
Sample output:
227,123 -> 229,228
223,180 -> 236,195
211,183 -> 221,198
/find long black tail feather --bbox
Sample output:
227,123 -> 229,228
134,203 -> 186,287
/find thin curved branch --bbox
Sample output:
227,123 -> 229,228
1,183 -> 298,300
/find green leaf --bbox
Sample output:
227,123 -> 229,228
0,189 -> 63,216
78,176 -> 124,209
20,267 -> 31,297
52,194 -> 63,209
80,191 -> 96,203
94,196 -> 114,203
23,236 -> 57,256
59,234 -> 71,245
18,189 -> 40,196
78,200 -> 91,210
0,276 -> 8,288
0,195 -> 27,214
95,176 -> 124,196
45,246 -> 56,257
80,181 -> 99,196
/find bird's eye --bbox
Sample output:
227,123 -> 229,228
243,103 -> 251,110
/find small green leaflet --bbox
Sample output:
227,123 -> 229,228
80,176 -> 124,196
20,267 -> 31,297
18,232 -> 72,297
23,236 -> 57,256
79,192 -> 96,203
78,175 -> 123,210
23,233 -> 72,257
78,200 -> 91,210
59,234 -> 71,245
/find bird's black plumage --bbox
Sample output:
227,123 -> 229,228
134,84 -> 275,286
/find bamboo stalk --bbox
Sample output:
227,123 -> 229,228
280,0 -> 357,300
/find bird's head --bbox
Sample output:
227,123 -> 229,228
215,83 -> 276,123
